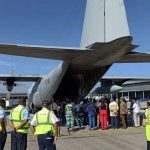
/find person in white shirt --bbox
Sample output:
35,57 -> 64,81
30,101 -> 59,150
132,98 -> 141,127
0,99 -> 7,150
109,99 -> 119,129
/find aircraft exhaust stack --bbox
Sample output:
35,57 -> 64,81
80,0 -> 130,48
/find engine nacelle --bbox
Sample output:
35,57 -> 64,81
4,78 -> 15,92
6,85 -> 13,92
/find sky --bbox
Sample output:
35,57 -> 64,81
0,0 -> 150,93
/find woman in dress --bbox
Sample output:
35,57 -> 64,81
65,99 -> 74,134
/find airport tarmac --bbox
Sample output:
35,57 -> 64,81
5,126 -> 146,150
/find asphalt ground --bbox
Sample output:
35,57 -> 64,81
4,126 -> 147,150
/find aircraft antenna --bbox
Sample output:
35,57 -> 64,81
104,0 -> 106,42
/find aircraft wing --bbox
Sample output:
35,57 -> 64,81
0,37 -> 135,63
101,76 -> 150,85
117,52 -> 150,63
0,44 -> 86,61
0,74 -> 42,82
0,37 -> 149,67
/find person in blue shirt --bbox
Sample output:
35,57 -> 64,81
0,99 -> 7,150
9,97 -> 30,150
74,102 -> 83,128
87,100 -> 96,130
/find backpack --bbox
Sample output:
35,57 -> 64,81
74,105 -> 83,117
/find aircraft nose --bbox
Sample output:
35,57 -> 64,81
110,85 -> 123,93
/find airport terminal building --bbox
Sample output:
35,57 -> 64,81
116,81 -> 150,100
92,80 -> 150,100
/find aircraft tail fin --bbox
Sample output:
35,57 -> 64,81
80,0 -> 130,48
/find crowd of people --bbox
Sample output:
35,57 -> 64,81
0,96 -> 149,150
58,97 -> 150,150
54,97 -> 142,133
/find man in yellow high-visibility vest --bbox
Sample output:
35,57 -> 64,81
30,100 -> 59,150
0,99 -> 7,150
143,101 -> 150,150
9,97 -> 30,150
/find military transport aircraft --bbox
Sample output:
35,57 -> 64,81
0,0 -> 150,109
95,77 -> 150,94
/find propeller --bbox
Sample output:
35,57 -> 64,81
14,83 -> 26,87
8,69 -> 14,75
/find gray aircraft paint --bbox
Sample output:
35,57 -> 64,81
32,0 -> 131,106
80,0 -> 129,48
30,62 -> 68,106
12,0 -> 131,106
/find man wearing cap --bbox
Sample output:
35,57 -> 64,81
0,99 -> 7,150
30,100 -> 59,150
9,97 -> 30,150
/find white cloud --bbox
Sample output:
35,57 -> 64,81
40,61 -> 61,72
0,60 -> 14,66
41,66 -> 53,70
